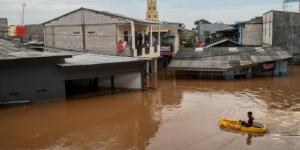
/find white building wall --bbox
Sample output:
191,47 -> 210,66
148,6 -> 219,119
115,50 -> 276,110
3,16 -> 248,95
98,73 -> 143,89
263,11 -> 273,46
114,72 -> 142,89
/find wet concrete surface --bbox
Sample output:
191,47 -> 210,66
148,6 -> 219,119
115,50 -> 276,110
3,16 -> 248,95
1,67 -> 300,150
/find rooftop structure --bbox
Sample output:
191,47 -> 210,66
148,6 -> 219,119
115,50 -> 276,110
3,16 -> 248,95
168,47 -> 292,79
205,39 -> 244,48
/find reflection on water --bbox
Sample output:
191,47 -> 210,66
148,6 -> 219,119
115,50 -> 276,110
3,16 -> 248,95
1,67 -> 300,150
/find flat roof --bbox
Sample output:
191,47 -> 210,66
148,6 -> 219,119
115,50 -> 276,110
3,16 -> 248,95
58,53 -> 147,67
0,39 -> 71,61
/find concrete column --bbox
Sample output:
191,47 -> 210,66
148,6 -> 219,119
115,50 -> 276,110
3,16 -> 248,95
42,26 -> 46,51
150,25 -> 153,47
153,58 -> 158,73
158,25 -> 161,46
146,61 -> 150,88
246,68 -> 252,79
224,71 -> 235,80
142,30 -> 145,56
146,60 -> 150,74
131,21 -> 136,56
110,76 -> 115,90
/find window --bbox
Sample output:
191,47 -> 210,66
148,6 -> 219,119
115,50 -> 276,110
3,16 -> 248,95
154,15 -> 157,18
153,6 -> 156,10
149,6 -> 151,10
73,32 -> 80,34
148,15 -> 151,18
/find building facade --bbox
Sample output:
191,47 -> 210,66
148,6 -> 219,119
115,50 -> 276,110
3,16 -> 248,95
263,10 -> 300,63
196,23 -> 233,44
0,18 -> 8,38
146,0 -> 159,21
238,17 -> 263,46
0,39 -> 147,104
43,8 -> 160,72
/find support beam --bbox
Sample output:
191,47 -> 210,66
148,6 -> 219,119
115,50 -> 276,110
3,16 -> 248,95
110,76 -> 115,90
150,25 -> 153,47
131,21 -> 136,56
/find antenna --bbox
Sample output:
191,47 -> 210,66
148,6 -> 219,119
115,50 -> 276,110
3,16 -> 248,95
21,3 -> 26,25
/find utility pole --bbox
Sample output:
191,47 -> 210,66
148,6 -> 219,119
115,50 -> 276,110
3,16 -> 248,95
22,3 -> 26,25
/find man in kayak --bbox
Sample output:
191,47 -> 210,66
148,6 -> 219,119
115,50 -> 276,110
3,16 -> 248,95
241,112 -> 254,127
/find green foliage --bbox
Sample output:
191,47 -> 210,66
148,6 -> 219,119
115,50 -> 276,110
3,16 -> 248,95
194,19 -> 212,25
180,34 -> 196,48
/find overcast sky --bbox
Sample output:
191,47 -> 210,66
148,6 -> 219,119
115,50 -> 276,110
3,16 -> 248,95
0,0 -> 293,28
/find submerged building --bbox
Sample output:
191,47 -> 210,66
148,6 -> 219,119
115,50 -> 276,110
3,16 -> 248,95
168,47 -> 292,80
0,39 -> 147,104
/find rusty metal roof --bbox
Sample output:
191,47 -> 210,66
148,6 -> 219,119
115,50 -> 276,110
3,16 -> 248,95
168,47 -> 292,71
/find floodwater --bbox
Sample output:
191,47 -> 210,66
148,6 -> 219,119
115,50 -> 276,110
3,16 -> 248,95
1,67 -> 300,150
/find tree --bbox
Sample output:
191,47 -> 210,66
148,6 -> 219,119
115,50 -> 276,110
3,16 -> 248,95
194,19 -> 212,25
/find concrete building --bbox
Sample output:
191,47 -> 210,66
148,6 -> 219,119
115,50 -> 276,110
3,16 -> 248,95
263,10 -> 300,63
0,18 -> 8,38
168,47 -> 292,80
0,38 -> 147,104
237,17 -> 263,46
43,7 -> 160,72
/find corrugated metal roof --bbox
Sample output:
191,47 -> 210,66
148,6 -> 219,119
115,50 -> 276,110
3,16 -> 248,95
0,39 -> 71,61
168,47 -> 292,71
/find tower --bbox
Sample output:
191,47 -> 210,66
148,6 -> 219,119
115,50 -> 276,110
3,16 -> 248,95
146,0 -> 159,21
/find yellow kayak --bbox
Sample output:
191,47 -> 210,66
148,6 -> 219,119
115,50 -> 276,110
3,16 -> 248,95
219,119 -> 267,134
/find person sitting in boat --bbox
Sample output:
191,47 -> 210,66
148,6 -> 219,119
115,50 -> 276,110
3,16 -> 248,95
241,112 -> 254,127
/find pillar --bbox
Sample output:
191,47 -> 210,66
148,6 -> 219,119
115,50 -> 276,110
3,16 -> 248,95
110,76 -> 115,90
142,30 -> 145,56
150,25 -> 153,47
153,58 -> 158,73
131,21 -> 136,56
246,68 -> 252,79
224,71 -> 235,80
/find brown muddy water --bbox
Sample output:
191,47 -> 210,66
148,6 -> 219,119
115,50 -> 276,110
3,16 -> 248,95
1,67 -> 300,150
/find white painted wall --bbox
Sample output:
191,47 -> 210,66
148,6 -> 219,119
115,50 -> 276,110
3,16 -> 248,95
98,72 -> 143,89
114,72 -> 142,89
263,11 -> 273,45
